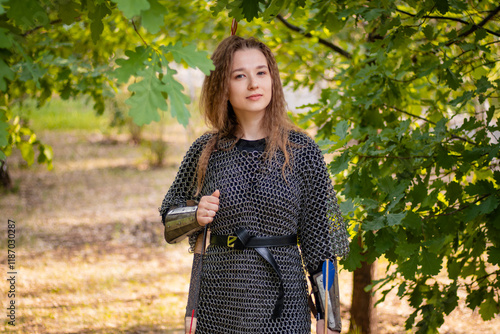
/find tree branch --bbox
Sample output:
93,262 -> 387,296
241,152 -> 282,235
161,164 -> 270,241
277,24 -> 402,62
132,19 -> 148,47
275,14 -> 352,59
358,154 -> 431,160
386,105 -> 478,145
447,5 -> 500,46
396,8 -> 500,39
385,105 -> 436,125
22,19 -> 63,37
424,193 -> 493,219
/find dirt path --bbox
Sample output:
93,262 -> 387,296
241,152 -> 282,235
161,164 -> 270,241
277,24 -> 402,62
0,129 -> 498,333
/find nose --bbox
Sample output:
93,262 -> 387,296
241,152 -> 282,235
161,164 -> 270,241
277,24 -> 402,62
248,75 -> 258,90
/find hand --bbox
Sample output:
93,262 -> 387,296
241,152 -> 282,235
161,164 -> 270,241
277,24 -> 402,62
196,190 -> 220,226
316,320 -> 340,334
185,316 -> 197,334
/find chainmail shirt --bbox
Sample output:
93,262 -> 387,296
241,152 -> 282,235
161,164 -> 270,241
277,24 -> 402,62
160,131 -> 349,333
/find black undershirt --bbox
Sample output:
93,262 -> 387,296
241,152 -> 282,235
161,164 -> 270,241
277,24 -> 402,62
235,138 -> 266,152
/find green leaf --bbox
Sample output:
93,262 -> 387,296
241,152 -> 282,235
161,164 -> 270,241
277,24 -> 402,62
421,249 -> 442,275
161,43 -> 214,75
341,237 -> 364,270
7,0 -> 49,30
58,0 -> 80,25
487,246 -> 500,266
88,2 -> 112,43
395,242 -> 419,259
474,28 -> 487,43
0,27 -> 12,48
339,197 -> 356,217
423,25 -> 434,40
479,293 -> 499,321
446,181 -> 462,205
362,8 -> 385,22
126,58 -> 168,126
476,76 -> 493,94
400,254 -> 419,279
447,258 -> 463,280
262,0 -> 287,21
162,67 -> 191,127
211,0 -> 229,16
486,106 -> 496,125
335,120 -> 349,141
0,110 -> 8,147
363,216 -> 385,231
0,0 -> 7,15
387,212 -> 406,227
19,141 -> 35,165
478,196 -> 499,215
434,0 -> 449,14
114,46 -> 152,84
410,181 -> 427,207
373,229 -> 394,254
444,68 -> 461,90
0,58 -> 15,92
328,150 -> 349,174
467,287 -> 486,309
141,0 -> 167,34
240,0 -> 265,22
115,0 -> 150,19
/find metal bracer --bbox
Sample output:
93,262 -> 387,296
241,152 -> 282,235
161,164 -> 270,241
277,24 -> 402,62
163,206 -> 202,244
309,258 -> 342,332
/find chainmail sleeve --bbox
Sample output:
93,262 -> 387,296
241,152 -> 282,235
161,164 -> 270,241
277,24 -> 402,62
159,133 -> 213,251
297,136 -> 350,273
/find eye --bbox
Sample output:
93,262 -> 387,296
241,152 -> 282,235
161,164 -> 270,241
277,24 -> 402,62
234,74 -> 245,79
257,71 -> 267,76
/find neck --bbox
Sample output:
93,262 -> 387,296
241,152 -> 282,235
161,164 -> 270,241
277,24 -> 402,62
235,111 -> 267,140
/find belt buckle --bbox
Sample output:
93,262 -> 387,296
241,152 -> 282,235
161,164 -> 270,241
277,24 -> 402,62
227,235 -> 238,248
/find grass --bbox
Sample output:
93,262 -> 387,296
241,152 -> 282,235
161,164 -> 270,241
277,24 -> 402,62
12,97 -> 108,132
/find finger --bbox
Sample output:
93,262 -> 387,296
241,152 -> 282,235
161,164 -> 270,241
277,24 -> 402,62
197,216 -> 212,226
204,203 -> 219,212
206,195 -> 219,205
212,189 -> 220,198
199,197 -> 218,210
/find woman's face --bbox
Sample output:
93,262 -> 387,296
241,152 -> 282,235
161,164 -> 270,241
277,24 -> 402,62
228,48 -> 272,120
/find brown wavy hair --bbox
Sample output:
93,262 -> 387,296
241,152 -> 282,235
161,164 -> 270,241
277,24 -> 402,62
196,36 -> 299,194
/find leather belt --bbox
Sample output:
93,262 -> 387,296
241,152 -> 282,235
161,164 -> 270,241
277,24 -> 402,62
210,227 -> 297,319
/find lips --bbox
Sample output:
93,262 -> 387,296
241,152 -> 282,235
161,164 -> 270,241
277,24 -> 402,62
246,94 -> 263,100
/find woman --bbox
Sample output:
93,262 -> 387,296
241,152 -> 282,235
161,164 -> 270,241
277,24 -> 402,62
160,36 -> 349,333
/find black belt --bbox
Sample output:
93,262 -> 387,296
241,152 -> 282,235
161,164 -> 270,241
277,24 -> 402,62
210,227 -> 297,319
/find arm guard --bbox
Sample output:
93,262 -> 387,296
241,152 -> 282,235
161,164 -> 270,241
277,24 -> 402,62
163,205 -> 202,244
309,258 -> 342,332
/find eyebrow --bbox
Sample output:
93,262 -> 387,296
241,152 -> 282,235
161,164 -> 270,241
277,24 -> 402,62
231,65 -> 268,73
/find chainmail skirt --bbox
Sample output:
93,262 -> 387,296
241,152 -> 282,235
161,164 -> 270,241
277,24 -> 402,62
195,244 -> 311,333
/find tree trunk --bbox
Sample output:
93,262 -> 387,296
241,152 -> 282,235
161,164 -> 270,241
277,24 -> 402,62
350,235 -> 375,334
0,159 -> 12,190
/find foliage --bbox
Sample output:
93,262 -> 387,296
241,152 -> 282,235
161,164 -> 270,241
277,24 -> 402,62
214,0 -> 499,332
0,0 -> 216,166
1,0 -> 500,332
